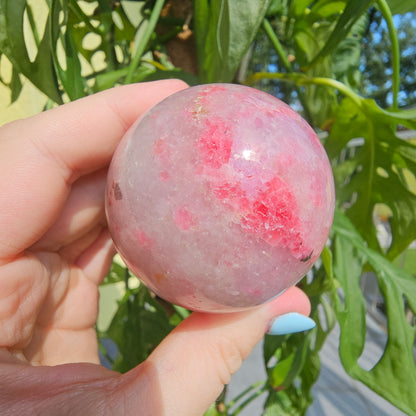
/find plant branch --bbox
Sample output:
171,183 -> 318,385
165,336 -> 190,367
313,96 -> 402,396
376,0 -> 400,109
125,0 -> 165,84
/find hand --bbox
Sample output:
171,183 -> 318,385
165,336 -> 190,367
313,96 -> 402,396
0,80 -> 311,415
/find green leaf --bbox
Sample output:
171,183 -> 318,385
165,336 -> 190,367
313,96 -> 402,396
203,404 -> 224,416
105,285 -> 173,373
194,0 -> 272,82
10,66 -> 23,103
292,21 -> 338,127
308,0 -> 375,66
310,1 -> 346,18
270,352 -> 295,387
387,0 -> 416,15
0,0 -> 62,103
326,97 -> 416,258
50,0 -> 85,100
101,260 -> 128,286
332,13 -> 369,89
332,211 -> 416,416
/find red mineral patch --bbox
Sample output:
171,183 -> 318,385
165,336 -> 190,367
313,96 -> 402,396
240,177 -> 304,255
153,137 -> 169,158
196,118 -> 232,169
159,170 -> 171,181
211,174 -> 307,257
212,182 -> 250,212
135,229 -> 153,248
174,206 -> 198,230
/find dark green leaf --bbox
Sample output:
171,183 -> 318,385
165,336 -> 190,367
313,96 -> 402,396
105,285 -> 173,373
332,211 -> 416,416
50,0 -> 85,100
387,0 -> 416,15
194,0 -> 272,82
0,0 -> 62,103
10,66 -> 22,103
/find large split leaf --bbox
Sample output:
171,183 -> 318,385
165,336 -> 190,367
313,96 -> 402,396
194,0 -> 271,83
0,0 -> 62,103
332,211 -> 416,416
326,97 -> 416,258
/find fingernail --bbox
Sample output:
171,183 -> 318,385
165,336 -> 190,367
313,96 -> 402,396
267,312 -> 316,335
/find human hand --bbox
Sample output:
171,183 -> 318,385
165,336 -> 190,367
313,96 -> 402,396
0,80 -> 312,415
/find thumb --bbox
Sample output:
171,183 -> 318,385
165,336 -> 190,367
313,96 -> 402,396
117,286 -> 312,416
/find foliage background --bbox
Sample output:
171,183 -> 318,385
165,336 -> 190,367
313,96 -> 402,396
1,1 -> 416,415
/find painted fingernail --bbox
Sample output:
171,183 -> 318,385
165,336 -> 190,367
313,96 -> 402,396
267,312 -> 316,335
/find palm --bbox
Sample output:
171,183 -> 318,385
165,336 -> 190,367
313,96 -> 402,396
2,169 -> 113,366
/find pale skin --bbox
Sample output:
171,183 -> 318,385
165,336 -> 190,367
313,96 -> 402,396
0,80 -> 310,415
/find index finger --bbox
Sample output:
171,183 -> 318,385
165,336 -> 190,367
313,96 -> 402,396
0,80 -> 188,260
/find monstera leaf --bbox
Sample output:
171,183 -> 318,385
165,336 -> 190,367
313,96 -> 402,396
332,211 -> 416,416
326,97 -> 416,259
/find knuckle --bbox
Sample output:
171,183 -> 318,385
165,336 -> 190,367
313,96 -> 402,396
213,336 -> 245,386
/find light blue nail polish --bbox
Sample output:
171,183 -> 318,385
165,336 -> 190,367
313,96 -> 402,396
268,312 -> 316,335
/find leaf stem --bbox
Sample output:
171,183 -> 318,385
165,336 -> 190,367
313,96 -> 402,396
376,0 -> 400,109
125,0 -> 165,84
245,72 -> 363,108
226,380 -> 266,409
261,19 -> 313,123
231,382 -> 267,415
262,19 -> 292,72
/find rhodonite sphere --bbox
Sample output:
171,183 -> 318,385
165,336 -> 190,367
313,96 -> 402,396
106,83 -> 335,312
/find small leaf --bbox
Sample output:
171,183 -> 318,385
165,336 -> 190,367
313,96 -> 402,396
270,352 -> 295,387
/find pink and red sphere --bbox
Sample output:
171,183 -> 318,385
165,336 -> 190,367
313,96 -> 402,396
106,83 -> 335,312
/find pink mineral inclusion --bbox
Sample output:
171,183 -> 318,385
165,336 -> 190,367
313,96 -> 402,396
195,118 -> 232,169
174,206 -> 198,230
135,229 -> 153,248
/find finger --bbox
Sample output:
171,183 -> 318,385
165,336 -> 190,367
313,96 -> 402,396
32,169 -> 107,253
74,228 -> 116,286
0,80 -> 188,261
118,287 -> 311,416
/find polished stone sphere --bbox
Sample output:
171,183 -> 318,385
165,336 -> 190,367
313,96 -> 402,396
106,84 -> 335,312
